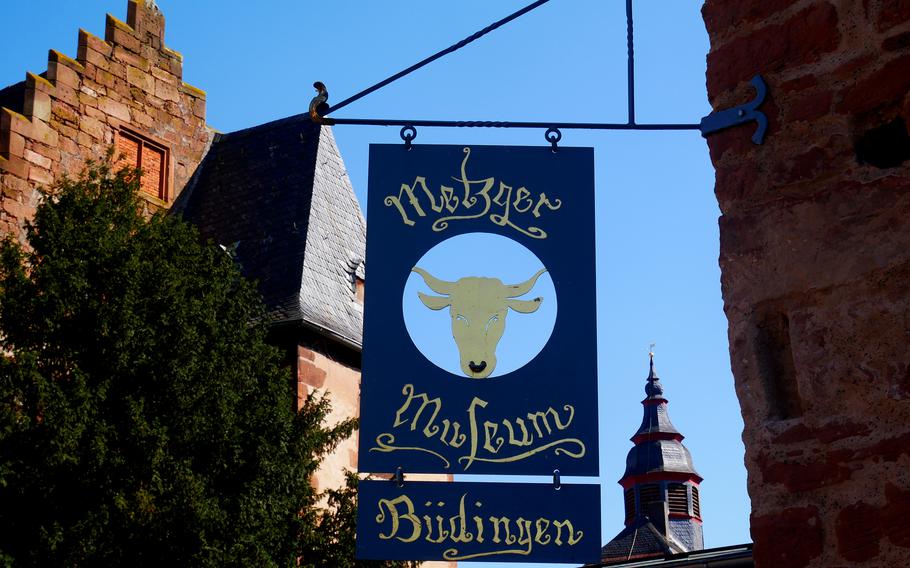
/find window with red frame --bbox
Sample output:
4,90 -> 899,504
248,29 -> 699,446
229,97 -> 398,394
117,130 -> 168,201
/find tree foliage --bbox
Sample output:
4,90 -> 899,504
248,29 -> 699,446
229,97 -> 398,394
0,159 -> 393,566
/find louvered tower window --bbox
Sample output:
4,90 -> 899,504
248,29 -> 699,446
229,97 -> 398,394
668,483 -> 688,514
638,483 -> 661,512
624,489 -> 635,520
116,129 -> 169,202
692,485 -> 701,517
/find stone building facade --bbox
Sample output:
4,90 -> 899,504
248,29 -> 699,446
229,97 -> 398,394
0,0 -> 363,496
702,2 -> 910,567
0,0 -> 210,239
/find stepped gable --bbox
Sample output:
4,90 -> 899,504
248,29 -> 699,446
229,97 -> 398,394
0,0 -> 211,240
601,354 -> 705,565
175,115 -> 366,349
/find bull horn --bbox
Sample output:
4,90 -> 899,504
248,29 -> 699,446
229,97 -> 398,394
505,268 -> 547,298
412,266 -> 454,295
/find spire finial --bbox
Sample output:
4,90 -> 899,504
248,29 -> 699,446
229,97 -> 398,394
645,347 -> 663,397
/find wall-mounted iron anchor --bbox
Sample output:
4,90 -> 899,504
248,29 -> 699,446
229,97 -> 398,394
699,75 -> 768,145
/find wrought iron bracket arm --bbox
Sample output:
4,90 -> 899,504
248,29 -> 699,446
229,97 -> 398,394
698,75 -> 768,145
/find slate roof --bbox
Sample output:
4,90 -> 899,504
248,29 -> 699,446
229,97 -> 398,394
583,544 -> 753,568
175,114 -> 365,349
599,516 -> 688,565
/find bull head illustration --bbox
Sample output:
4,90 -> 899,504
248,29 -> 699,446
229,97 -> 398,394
412,266 -> 547,379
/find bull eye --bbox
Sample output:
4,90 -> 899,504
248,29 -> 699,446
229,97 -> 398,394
485,314 -> 499,332
455,314 -> 470,325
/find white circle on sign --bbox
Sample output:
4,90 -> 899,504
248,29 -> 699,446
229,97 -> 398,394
402,232 -> 557,379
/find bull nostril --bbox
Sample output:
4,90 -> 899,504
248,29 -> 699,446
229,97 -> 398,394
468,360 -> 487,373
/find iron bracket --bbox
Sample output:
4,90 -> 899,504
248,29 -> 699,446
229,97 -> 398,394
699,75 -> 768,145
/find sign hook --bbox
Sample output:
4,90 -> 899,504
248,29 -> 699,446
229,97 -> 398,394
400,125 -> 417,150
545,127 -> 562,152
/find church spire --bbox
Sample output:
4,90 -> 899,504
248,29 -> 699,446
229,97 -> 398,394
599,354 -> 705,564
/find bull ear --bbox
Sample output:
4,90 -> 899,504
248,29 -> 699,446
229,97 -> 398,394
507,297 -> 543,314
505,268 -> 547,298
418,291 -> 452,311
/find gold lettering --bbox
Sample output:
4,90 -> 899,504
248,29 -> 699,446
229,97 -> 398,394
489,516 -> 517,545
377,496 -> 421,542
532,192 -> 562,218
441,419 -> 467,448
393,384 -> 441,437
384,177 -> 436,225
434,148 -> 495,231
384,147 -> 562,238
447,494 -> 474,543
483,421 -> 504,454
440,185 -> 459,212
535,518 -> 552,545
527,405 -> 574,437
515,517 -> 534,555
513,186 -> 534,213
503,417 -> 533,447
490,181 -> 514,227
552,520 -> 583,546
461,396 -> 488,470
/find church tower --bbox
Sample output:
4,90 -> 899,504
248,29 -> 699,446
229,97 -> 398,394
600,353 -> 704,563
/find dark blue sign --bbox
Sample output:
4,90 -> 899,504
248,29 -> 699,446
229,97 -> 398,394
359,144 -> 599,476
356,480 -> 601,564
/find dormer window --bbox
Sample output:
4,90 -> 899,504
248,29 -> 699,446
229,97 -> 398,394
116,128 -> 169,203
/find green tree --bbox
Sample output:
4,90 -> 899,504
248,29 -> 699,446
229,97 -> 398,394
0,159 -> 392,566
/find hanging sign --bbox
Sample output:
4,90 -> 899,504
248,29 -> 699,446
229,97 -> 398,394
359,143 -> 598,476
357,143 -> 600,564
356,479 -> 601,563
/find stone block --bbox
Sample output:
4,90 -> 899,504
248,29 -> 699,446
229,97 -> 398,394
113,46 -> 149,72
47,59 -> 82,90
2,195 -> 36,219
875,1 -> 910,32
150,65 -> 173,82
1,109 -> 31,138
0,155 -> 29,179
53,122 -> 78,142
835,54 -> 910,116
24,89 -> 52,121
52,102 -> 80,124
53,83 -> 79,107
60,135 -> 79,156
706,3 -> 840,96
3,132 -> 26,158
27,166 -> 52,186
154,79 -> 180,103
25,72 -> 55,95
126,65 -> 154,92
23,149 -> 51,170
77,131 -> 93,149
98,98 -> 131,122
79,115 -> 105,141
30,120 -> 59,148
107,24 -> 141,54
193,97 -> 206,119
79,28 -> 113,56
752,507 -> 823,568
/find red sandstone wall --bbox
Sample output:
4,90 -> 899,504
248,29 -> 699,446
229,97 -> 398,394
0,0 -> 210,242
702,1 -> 910,566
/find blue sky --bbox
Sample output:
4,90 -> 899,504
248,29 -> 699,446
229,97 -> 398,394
0,0 -> 751,564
